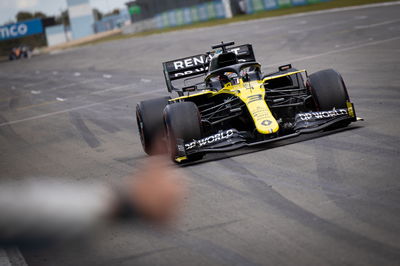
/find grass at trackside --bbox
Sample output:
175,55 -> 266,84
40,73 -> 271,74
78,0 -> 399,47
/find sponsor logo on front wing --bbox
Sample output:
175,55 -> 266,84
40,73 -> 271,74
298,109 -> 348,121
185,129 -> 235,150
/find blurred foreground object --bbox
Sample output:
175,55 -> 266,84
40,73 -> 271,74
0,155 -> 186,247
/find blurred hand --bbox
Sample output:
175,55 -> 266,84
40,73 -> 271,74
126,155 -> 186,224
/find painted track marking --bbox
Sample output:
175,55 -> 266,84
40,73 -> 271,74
0,79 -> 99,103
354,19 -> 400,29
2,35 -> 400,127
0,89 -> 163,127
266,36 -> 400,68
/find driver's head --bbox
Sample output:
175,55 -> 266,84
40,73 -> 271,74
219,74 -> 230,84
219,72 -> 237,85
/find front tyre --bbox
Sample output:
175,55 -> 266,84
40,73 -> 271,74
136,96 -> 170,155
308,69 -> 351,128
164,102 -> 203,163
308,69 -> 350,110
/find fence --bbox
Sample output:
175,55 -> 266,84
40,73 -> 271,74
155,0 -> 226,28
152,0 -> 331,29
245,0 -> 331,13
94,10 -> 131,33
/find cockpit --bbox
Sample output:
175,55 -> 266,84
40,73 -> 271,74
205,59 -> 262,90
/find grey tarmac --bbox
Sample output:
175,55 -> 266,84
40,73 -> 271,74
0,2 -> 399,266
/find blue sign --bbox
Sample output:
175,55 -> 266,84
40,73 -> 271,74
0,19 -> 43,41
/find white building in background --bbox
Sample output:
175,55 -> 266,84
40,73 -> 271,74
67,0 -> 95,40
222,0 -> 233,18
45,25 -> 68,46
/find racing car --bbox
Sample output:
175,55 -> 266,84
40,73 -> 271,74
9,45 -> 31,61
136,41 -> 359,163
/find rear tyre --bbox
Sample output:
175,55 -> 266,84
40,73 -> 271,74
308,69 -> 349,110
164,102 -> 203,162
308,69 -> 351,128
136,96 -> 170,155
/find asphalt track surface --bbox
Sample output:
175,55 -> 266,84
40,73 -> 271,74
1,3 -> 400,266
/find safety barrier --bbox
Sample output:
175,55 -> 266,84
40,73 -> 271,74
246,0 -> 331,13
151,0 -> 332,29
155,0 -> 226,29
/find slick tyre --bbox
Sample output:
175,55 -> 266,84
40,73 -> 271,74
308,69 -> 350,110
164,102 -> 203,162
308,69 -> 351,128
136,96 -> 170,155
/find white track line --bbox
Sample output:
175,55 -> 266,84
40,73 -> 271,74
2,2 -> 400,128
0,89 -> 163,127
47,78 -> 99,91
23,79 -> 50,88
354,18 -> 400,29
2,36 -> 400,128
91,84 -> 134,94
266,36 -> 400,67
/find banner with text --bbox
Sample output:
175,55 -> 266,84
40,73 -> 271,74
0,19 -> 43,41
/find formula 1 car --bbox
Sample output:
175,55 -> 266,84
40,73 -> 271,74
136,42 -> 359,163
9,46 -> 31,61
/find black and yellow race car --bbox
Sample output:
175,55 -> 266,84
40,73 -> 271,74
136,42 -> 360,163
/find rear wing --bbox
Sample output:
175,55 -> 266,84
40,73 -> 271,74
163,44 -> 256,92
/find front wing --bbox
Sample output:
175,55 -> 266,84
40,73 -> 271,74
174,103 -> 361,162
